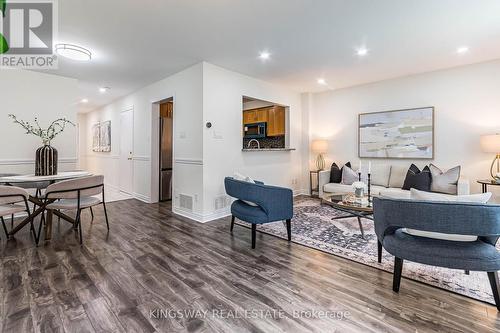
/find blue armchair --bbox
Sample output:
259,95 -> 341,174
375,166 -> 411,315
224,177 -> 293,248
373,197 -> 500,310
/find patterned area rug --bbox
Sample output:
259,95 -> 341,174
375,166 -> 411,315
237,197 -> 497,305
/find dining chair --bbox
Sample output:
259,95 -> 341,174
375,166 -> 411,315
0,185 -> 39,243
43,175 -> 109,244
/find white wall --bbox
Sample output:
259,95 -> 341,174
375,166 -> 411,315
80,63 -> 204,213
0,69 -> 78,174
202,63 -> 307,219
309,59 -> 500,198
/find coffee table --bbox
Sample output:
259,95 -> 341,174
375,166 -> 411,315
321,193 -> 373,239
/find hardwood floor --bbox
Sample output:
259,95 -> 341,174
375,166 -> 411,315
1,198 -> 499,332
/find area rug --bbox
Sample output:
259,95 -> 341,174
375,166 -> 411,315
236,197 -> 497,305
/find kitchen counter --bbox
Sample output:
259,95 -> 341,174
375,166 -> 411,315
241,148 -> 296,152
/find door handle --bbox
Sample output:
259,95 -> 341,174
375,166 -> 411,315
127,157 -> 132,160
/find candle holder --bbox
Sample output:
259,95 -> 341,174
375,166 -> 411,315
367,173 -> 372,206
358,172 -> 361,182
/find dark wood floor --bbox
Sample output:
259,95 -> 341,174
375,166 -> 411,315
1,199 -> 499,333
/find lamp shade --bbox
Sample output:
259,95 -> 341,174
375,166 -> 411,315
480,134 -> 500,153
311,139 -> 328,153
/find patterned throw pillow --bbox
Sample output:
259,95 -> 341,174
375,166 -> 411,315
429,164 -> 460,195
402,164 -> 431,191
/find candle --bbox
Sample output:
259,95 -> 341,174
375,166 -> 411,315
368,161 -> 372,174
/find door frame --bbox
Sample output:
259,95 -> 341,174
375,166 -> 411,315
150,96 -> 175,204
119,106 -> 134,195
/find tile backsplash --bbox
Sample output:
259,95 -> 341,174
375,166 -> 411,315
243,136 -> 285,149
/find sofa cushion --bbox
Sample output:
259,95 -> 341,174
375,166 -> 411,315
323,183 -> 356,194
329,163 -> 342,183
430,164 -> 460,194
341,164 -> 358,185
383,229 -> 500,271
402,164 -> 431,191
370,164 -> 391,188
402,188 -> 492,242
379,187 -> 411,199
389,165 -> 408,188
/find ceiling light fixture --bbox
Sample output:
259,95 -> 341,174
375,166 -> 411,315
99,87 -> 110,93
356,47 -> 368,56
55,43 -> 92,61
457,46 -> 469,54
317,78 -> 327,85
259,51 -> 271,60
80,98 -> 89,103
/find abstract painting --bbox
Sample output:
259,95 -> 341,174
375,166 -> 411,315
358,107 -> 434,159
92,121 -> 112,152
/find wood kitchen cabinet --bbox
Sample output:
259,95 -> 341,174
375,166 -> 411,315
243,108 -> 268,124
267,106 -> 286,136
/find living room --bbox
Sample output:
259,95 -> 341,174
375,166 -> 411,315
1,1 -> 500,332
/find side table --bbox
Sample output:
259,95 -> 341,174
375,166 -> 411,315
310,170 -> 320,197
477,179 -> 500,193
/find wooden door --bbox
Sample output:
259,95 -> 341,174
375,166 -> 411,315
119,109 -> 134,194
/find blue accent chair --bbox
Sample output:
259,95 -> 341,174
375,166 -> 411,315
224,177 -> 293,249
373,197 -> 500,310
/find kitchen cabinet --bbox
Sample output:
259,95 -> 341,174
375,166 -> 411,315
267,106 -> 285,136
243,108 -> 268,124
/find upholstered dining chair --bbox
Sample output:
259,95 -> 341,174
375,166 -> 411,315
43,175 -> 109,244
373,197 -> 500,311
224,177 -> 293,249
0,185 -> 39,242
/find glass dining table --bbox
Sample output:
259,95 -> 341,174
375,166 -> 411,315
0,171 -> 91,241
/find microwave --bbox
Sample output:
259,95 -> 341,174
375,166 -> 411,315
244,122 -> 266,139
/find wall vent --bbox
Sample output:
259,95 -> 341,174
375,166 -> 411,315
214,195 -> 232,211
179,194 -> 193,211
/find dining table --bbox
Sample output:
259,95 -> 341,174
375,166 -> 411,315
0,171 -> 92,241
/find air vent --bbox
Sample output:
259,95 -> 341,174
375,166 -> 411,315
179,194 -> 193,211
214,195 -> 232,211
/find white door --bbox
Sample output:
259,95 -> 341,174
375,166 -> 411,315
120,109 -> 134,194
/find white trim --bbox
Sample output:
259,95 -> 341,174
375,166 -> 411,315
85,154 -> 120,159
133,156 -> 150,161
172,206 -> 231,223
0,158 -> 78,166
133,192 -> 151,203
293,189 -> 309,196
174,158 -> 203,165
172,207 -> 206,223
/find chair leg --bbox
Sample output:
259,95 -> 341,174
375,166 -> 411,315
487,272 -> 500,311
102,202 -> 110,231
35,213 -> 44,246
377,240 -> 382,263
251,224 -> 256,249
286,219 -> 291,241
11,214 -> 14,230
230,215 -> 235,232
1,216 -> 8,238
89,206 -> 94,221
76,209 -> 83,244
393,257 -> 404,292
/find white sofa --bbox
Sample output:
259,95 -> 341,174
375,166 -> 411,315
318,164 -> 470,199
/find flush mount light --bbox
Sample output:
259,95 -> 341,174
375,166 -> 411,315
55,43 -> 92,61
259,51 -> 271,60
80,98 -> 89,103
356,47 -> 368,56
457,46 -> 469,54
99,87 -> 110,93
317,78 -> 327,85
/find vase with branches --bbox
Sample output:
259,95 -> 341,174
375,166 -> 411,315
8,114 -> 75,176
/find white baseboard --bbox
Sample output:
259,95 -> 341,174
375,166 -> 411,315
133,192 -> 151,203
172,206 -> 231,223
293,189 -> 309,196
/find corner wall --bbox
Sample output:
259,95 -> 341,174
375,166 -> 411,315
309,59 -> 500,198
0,69 -> 78,174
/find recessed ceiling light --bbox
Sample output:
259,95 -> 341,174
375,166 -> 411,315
99,87 -> 110,93
356,47 -> 368,56
317,78 -> 327,85
259,51 -> 271,60
80,98 -> 88,103
457,46 -> 469,54
55,43 -> 92,61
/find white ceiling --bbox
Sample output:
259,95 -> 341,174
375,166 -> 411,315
46,0 -> 500,113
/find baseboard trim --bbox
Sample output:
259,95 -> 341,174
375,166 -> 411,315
133,192 -> 151,203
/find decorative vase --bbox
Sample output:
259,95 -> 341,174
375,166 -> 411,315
355,187 -> 364,198
35,144 -> 58,176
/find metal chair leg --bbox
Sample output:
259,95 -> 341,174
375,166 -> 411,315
10,214 -> 14,230
102,202 -> 109,231
89,206 -> 94,221
1,216 -> 8,238
75,209 -> 83,244
251,224 -> 256,249
230,215 -> 235,232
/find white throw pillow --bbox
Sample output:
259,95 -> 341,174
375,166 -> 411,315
341,165 -> 359,185
370,164 -> 392,188
402,188 -> 492,241
429,164 -> 460,195
233,173 -> 258,206
388,165 -> 408,188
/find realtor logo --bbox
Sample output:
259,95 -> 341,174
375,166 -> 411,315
0,0 -> 58,69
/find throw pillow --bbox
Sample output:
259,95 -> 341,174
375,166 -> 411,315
388,165 -> 408,188
329,161 -> 351,183
233,172 -> 258,206
402,164 -> 431,191
370,164 -> 392,188
429,164 -> 460,195
341,164 -> 358,185
403,188 -> 492,242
